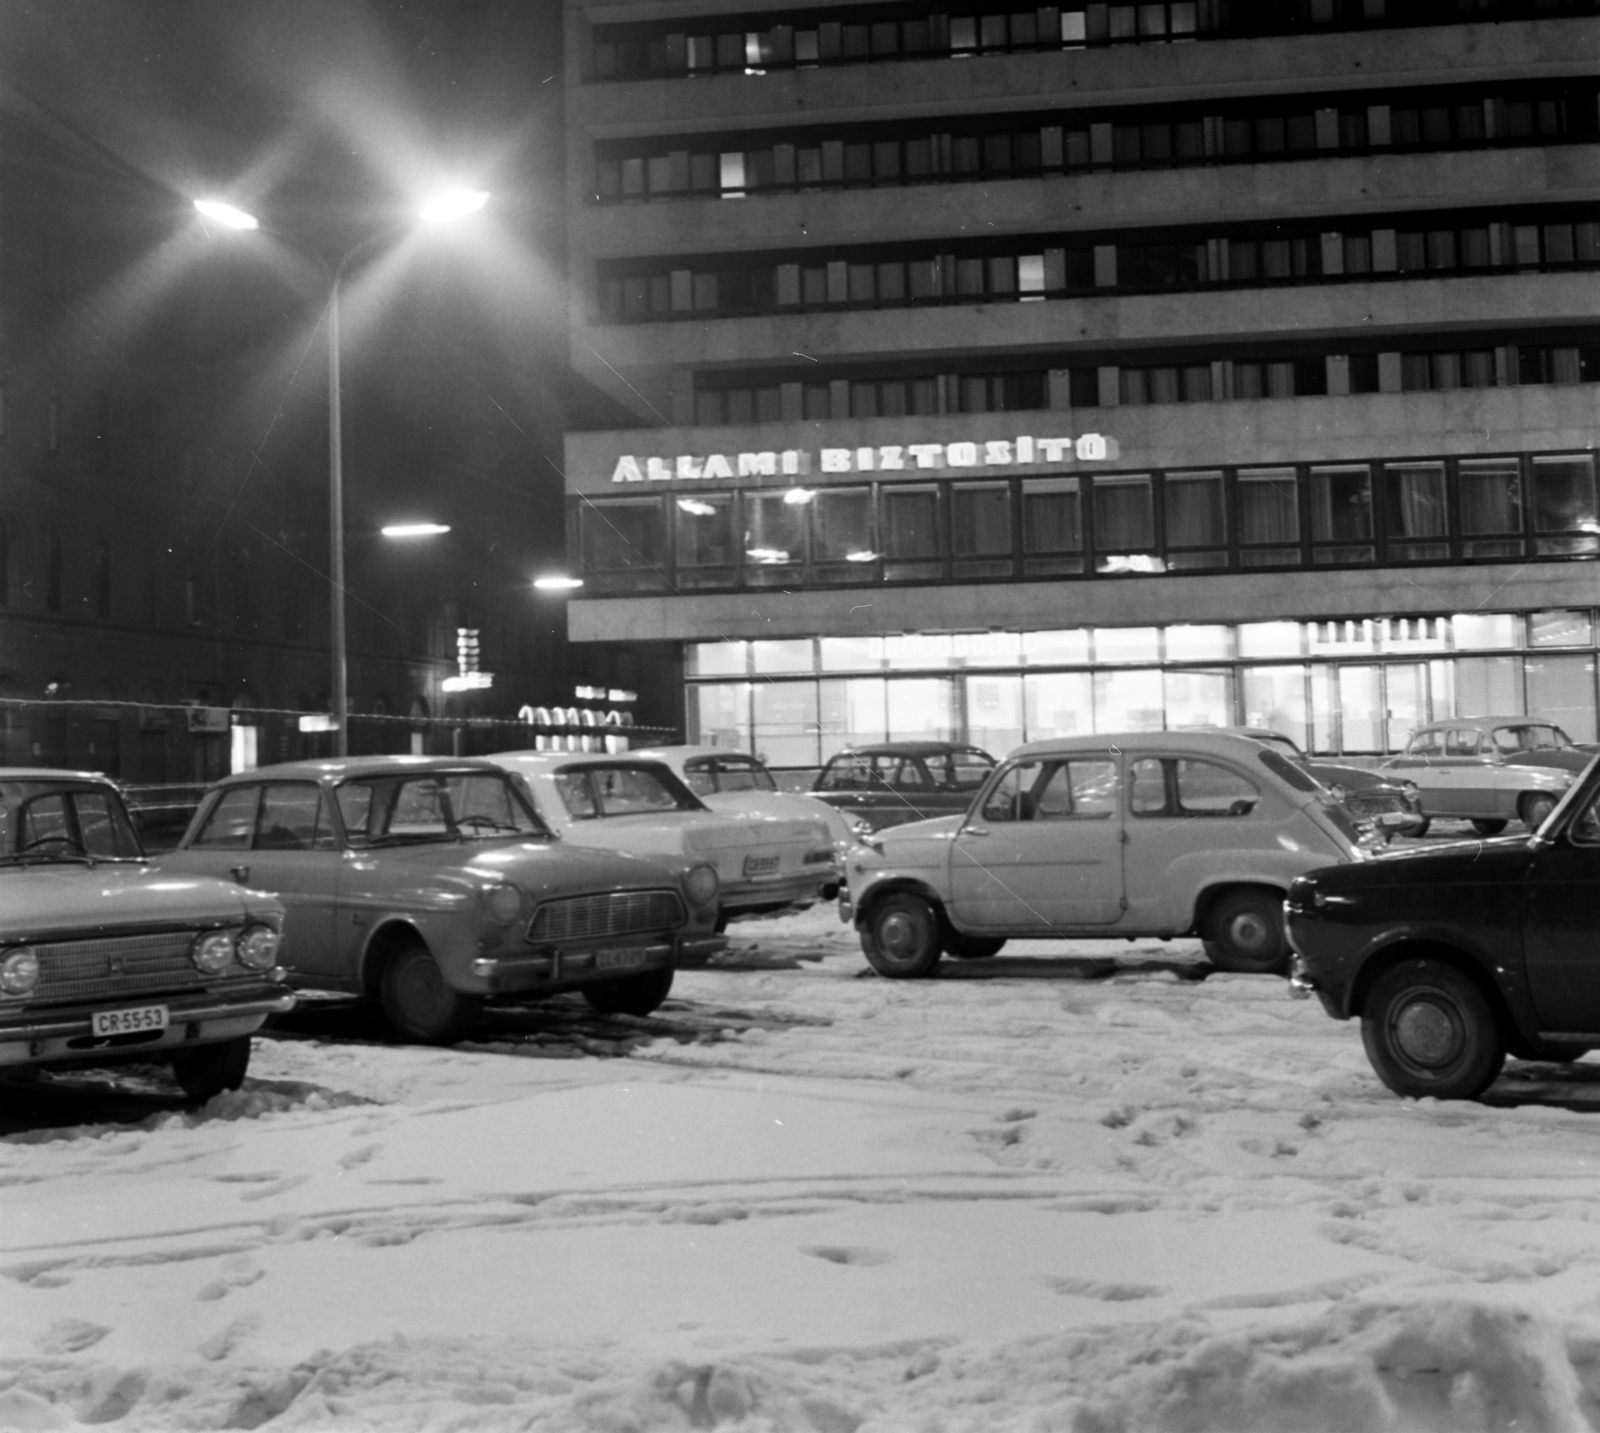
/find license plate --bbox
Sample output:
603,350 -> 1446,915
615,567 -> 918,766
594,948 -> 647,971
92,1004 -> 169,1037
1378,812 -> 1408,826
743,854 -> 781,876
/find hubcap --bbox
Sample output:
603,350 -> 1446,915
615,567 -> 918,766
1394,998 -> 1460,1067
879,911 -> 918,959
1229,912 -> 1270,954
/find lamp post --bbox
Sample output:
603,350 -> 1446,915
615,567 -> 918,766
194,191 -> 488,755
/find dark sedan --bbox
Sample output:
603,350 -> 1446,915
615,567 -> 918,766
1285,749 -> 1600,1099
810,742 -> 997,832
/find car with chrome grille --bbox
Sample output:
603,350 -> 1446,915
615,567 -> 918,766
159,757 -> 723,1043
485,750 -> 839,931
0,768 -> 291,1100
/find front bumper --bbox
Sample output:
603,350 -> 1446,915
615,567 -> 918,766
0,985 -> 297,1067
470,934 -> 724,993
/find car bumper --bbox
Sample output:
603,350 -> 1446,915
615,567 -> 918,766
470,935 -> 723,992
720,872 -> 839,915
0,986 -> 297,1067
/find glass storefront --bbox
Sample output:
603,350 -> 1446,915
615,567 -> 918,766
684,609 -> 1600,768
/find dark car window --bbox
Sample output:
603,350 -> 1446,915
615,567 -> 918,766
1494,722 -> 1572,752
818,756 -> 878,791
1258,748 -> 1319,794
681,759 -> 718,798
892,759 -> 931,790
1445,728 -> 1482,757
555,765 -> 698,819
2,785 -> 143,858
191,785 -> 260,849
1131,758 -> 1258,817
256,782 -> 336,851
715,758 -> 776,793
1407,730 -> 1444,757
1037,759 -> 1117,819
949,750 -> 998,788
336,772 -> 543,845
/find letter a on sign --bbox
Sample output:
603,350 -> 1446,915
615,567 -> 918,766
611,455 -> 644,483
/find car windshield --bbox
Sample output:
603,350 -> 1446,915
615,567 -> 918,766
335,771 -> 546,846
1492,723 -> 1574,752
946,751 -> 997,789
0,780 -> 145,862
554,764 -> 700,819
682,757 -> 777,796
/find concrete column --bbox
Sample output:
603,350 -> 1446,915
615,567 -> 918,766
1097,367 -> 1119,407
1326,355 -> 1351,396
1093,245 -> 1118,287
829,379 -> 850,417
1371,230 -> 1398,272
1320,234 -> 1344,276
670,271 -> 693,312
1377,353 -> 1403,394
1048,369 -> 1074,410
1367,105 -> 1391,146
780,383 -> 804,421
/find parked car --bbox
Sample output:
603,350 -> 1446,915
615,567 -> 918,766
811,741 -> 998,832
1286,747 -> 1600,1100
1217,728 -> 1427,840
487,750 -> 840,930
847,730 -> 1370,979
159,757 -> 722,1043
1380,716 -> 1584,835
632,744 -> 870,858
0,768 -> 291,1099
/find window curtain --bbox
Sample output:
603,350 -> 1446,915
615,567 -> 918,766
1385,463 -> 1447,538
1238,470 -> 1299,544
1166,472 -> 1225,547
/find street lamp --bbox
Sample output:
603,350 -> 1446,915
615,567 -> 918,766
194,190 -> 488,755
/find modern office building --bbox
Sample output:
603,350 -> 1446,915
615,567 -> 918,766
563,0 -> 1600,769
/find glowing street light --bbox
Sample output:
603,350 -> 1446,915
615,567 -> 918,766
194,189 -> 488,754
381,522 -> 452,538
533,574 -> 584,591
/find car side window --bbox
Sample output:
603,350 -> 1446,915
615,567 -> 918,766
820,757 -> 871,791
716,760 -> 771,792
1036,759 -> 1117,819
18,795 -> 71,850
1129,758 -> 1169,815
191,786 -> 259,849
951,752 -> 996,789
1174,760 -> 1259,816
1407,730 -> 1443,757
982,763 -> 1038,822
1445,728 -> 1482,758
72,791 -> 141,857
893,759 -> 930,790
681,760 -> 717,798
255,783 -> 335,851
554,772 -> 598,819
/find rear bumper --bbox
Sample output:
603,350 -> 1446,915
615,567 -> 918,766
720,872 -> 838,915
470,934 -> 724,992
0,986 -> 296,1067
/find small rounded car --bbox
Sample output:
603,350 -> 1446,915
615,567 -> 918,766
159,757 -> 723,1043
1381,716 -> 1584,835
811,741 -> 998,833
0,768 -> 291,1100
847,730 -> 1372,980
1220,728 -> 1427,840
1287,748 -> 1600,1100
487,750 -> 839,930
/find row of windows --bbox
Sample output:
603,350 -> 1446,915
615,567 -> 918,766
577,451 -> 1597,596
598,213 -> 1600,321
688,342 -> 1600,426
591,84 -> 1600,201
589,0 -> 1595,81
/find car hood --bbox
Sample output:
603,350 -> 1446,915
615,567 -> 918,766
696,793 -> 836,838
0,863 -> 281,942
1312,834 -> 1535,889
350,838 -> 685,896
1304,761 -> 1400,791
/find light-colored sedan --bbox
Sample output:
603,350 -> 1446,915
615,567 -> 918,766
847,730 -> 1371,978
161,757 -> 722,1042
1380,717 -> 1589,835
487,750 -> 840,930
1,768 -> 291,1099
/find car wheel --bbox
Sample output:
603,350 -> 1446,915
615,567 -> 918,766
1201,889 -> 1288,975
584,967 -> 674,1017
860,893 -> 943,978
943,933 -> 1006,960
169,1036 -> 251,1101
1470,819 -> 1508,837
1361,960 -> 1506,1100
381,942 -> 484,1045
1520,792 -> 1559,832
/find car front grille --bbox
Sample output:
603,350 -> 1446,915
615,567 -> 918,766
528,890 -> 685,945
32,931 -> 208,1002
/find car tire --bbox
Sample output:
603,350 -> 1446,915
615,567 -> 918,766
1361,959 -> 1506,1099
584,966 -> 674,1017
1470,818 -> 1508,837
860,893 -> 943,979
169,1036 -> 251,1101
1201,889 -> 1289,975
381,942 -> 484,1045
943,933 -> 1006,960
1520,792 -> 1559,832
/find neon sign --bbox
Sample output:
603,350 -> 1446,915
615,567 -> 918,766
609,433 -> 1119,484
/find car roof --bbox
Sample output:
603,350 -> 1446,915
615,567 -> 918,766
0,768 -> 118,784
1006,730 -> 1284,762
1413,716 -> 1557,731
827,742 -> 994,760
204,755 -> 509,785
631,745 -> 763,764
485,749 -> 673,769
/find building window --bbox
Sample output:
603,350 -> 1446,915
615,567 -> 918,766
881,485 -> 942,582
1458,457 -> 1524,559
1093,474 -> 1157,572
1530,454 -> 1599,556
950,483 -> 1012,578
1382,462 -> 1449,562
1164,471 -> 1227,570
1236,468 -> 1301,567
580,498 -> 666,591
1310,465 -> 1374,563
1021,478 -> 1083,575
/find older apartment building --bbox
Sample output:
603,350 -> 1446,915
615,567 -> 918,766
563,0 -> 1600,767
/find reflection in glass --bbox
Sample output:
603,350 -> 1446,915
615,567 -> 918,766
753,679 -> 821,767
819,677 -> 887,749
812,488 -> 874,579
1238,621 -> 1302,658
1241,665 -> 1308,749
1459,458 -> 1523,558
1529,610 -> 1594,647
882,486 -> 942,581
749,639 -> 813,674
1527,654 -> 1598,743
1310,464 -> 1373,562
1094,668 -> 1164,731
964,673 -> 1023,753
1093,627 -> 1160,664
686,641 -> 748,677
690,683 -> 751,749
1023,672 -> 1092,739
1238,467 -> 1299,566
1164,668 -> 1232,728
951,483 -> 1013,577
819,636 -> 885,671
1532,455 -> 1599,555
1383,462 -> 1448,561
887,678 -> 954,740
1021,478 -> 1083,575
675,493 -> 735,587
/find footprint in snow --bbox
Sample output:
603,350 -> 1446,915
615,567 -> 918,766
198,1313 -> 260,1362
802,1245 -> 893,1267
36,1318 -> 109,1354
338,1143 -> 380,1170
237,1174 -> 310,1203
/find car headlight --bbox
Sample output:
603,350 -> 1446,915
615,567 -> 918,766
236,924 -> 280,971
1328,782 -> 1347,802
684,861 -> 719,905
0,948 -> 39,996
191,930 -> 236,974
483,883 -> 525,926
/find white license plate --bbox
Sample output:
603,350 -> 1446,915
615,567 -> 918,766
1378,811 -> 1408,826
743,854 -> 781,876
594,948 -> 647,971
92,1004 -> 169,1037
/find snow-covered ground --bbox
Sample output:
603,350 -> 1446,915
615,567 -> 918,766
6,901 -> 1600,1431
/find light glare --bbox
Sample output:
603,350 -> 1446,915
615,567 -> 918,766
382,523 -> 451,538
420,189 -> 490,223
194,198 -> 259,230
533,574 -> 584,591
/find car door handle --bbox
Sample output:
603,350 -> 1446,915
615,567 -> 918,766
229,864 -> 250,885
962,825 -> 991,837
